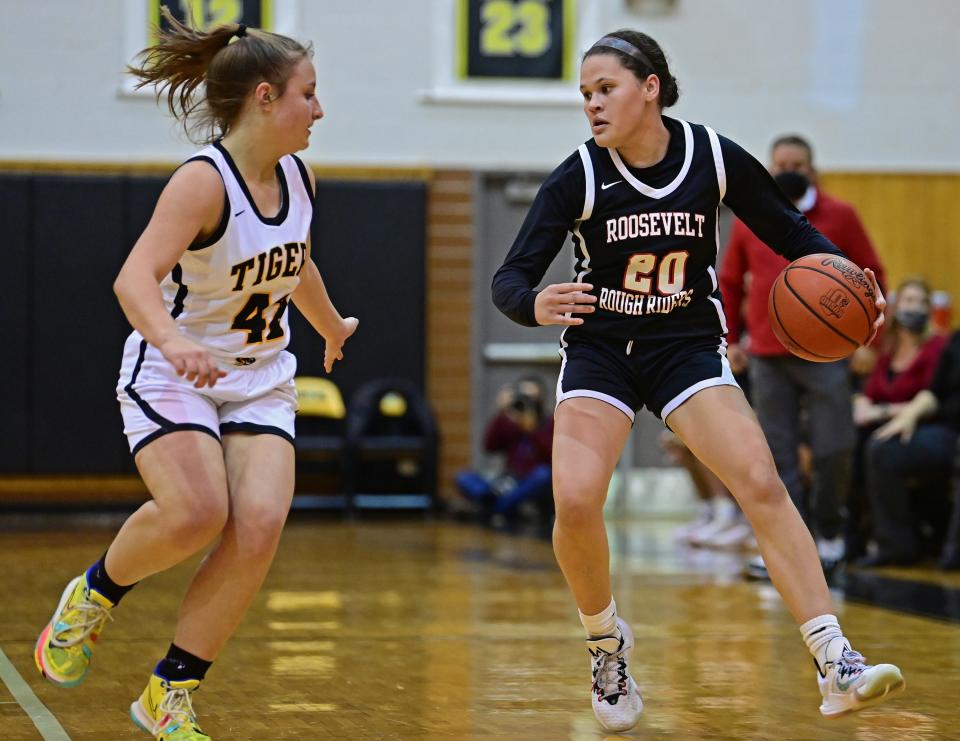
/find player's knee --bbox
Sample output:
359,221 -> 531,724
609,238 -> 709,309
233,500 -> 290,560
736,462 -> 786,508
553,484 -> 604,528
171,491 -> 229,545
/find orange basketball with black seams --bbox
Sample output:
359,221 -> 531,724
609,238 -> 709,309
768,254 -> 878,363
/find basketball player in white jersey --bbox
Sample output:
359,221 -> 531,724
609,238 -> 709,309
493,30 -> 903,732
33,11 -> 355,739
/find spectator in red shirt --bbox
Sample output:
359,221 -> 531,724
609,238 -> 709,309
456,377 -> 554,518
852,279 -> 950,566
719,134 -> 886,575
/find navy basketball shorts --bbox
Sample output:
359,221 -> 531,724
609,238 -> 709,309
116,332 -> 298,456
556,331 -> 740,425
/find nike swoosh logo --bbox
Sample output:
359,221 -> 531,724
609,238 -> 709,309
234,209 -> 246,216
601,181 -> 622,190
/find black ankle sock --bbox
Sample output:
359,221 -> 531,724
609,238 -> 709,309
155,644 -> 213,682
85,554 -> 136,606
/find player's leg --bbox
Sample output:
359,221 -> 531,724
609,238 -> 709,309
553,396 -> 643,732
552,397 -> 631,614
131,431 -> 294,739
35,431 -> 228,689
667,385 -> 904,717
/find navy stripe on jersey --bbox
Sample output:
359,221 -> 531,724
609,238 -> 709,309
183,156 -> 230,250
220,421 -> 295,446
170,263 -> 188,319
131,425 -> 220,457
213,140 -> 290,225
291,154 -> 316,201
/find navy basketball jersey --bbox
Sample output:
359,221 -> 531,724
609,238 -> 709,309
570,118 -> 727,341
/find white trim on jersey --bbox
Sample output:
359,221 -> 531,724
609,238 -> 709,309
705,126 -> 726,200
577,143 -> 595,221
573,144 -> 595,284
660,353 -> 739,421
558,390 -> 636,423
608,119 -> 694,199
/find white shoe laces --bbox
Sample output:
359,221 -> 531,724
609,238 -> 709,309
157,686 -> 200,729
835,649 -> 867,679
51,599 -> 113,648
592,647 -> 628,700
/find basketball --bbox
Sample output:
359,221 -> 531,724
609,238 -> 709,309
768,253 -> 878,362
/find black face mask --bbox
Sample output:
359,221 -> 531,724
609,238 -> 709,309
895,309 -> 929,333
773,171 -> 810,202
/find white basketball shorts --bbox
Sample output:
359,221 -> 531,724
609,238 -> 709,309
116,332 -> 298,456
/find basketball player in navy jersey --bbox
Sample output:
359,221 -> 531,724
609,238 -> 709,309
33,11 -> 356,739
493,30 -> 902,732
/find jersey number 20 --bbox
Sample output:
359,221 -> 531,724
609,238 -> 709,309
623,251 -> 689,295
231,293 -> 289,344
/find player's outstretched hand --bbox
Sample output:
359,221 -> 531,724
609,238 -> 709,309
864,267 -> 886,344
159,334 -> 227,389
534,283 -> 597,326
324,317 -> 359,373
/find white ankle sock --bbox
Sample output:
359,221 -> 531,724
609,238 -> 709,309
580,598 -> 618,638
800,614 -> 849,671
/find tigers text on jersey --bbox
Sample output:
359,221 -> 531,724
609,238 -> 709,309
156,141 -> 315,366
492,116 -> 842,341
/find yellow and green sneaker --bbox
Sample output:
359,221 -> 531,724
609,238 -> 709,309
34,574 -> 114,687
130,673 -> 211,740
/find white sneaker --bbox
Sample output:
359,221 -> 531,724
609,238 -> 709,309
817,537 -> 846,571
586,618 -> 643,732
701,520 -> 755,550
687,499 -> 740,547
817,647 -> 905,718
672,503 -> 713,543
743,554 -> 769,580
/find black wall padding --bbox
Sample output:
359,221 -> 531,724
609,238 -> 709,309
31,176 -> 133,472
0,177 -> 32,472
3,173 -> 426,474
288,181 -> 427,404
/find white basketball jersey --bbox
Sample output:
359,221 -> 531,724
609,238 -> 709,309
156,141 -> 314,367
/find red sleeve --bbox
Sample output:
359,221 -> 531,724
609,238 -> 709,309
917,335 -> 948,389
483,413 -> 522,453
533,418 -> 555,463
719,220 -> 749,343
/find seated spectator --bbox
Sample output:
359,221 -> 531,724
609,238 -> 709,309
456,376 -> 553,519
847,279 -> 946,560
861,297 -> 959,568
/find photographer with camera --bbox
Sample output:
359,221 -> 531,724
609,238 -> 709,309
456,376 -> 554,519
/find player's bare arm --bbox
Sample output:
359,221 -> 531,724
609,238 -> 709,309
114,162 -> 228,389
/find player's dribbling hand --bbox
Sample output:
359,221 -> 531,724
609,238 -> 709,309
324,316 -> 359,373
159,335 -> 227,389
864,268 -> 886,344
534,283 -> 597,326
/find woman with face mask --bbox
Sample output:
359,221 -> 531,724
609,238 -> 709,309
853,278 -> 950,567
854,279 -> 945,430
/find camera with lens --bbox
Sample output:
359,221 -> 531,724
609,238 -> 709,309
510,392 -> 539,414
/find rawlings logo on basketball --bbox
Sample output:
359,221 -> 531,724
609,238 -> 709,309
819,288 -> 850,318
819,257 -> 873,296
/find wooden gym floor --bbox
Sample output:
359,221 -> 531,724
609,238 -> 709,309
1,515 -> 958,739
